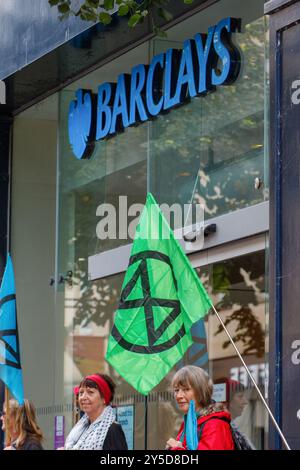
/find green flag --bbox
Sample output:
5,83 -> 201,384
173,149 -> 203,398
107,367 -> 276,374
106,193 -> 213,395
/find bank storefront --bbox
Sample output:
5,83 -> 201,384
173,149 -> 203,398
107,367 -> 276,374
10,0 -> 269,449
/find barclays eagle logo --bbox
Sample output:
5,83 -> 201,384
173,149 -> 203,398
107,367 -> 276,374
68,17 -> 242,160
68,89 -> 96,159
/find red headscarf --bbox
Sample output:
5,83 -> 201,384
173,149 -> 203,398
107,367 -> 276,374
73,374 -> 112,405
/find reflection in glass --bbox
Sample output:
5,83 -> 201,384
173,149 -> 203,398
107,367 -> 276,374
58,91 -> 147,441
146,250 -> 268,449
56,0 -> 268,450
197,250 -> 267,449
149,16 -> 267,224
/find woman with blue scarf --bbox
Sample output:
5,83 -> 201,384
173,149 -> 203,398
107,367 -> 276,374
166,366 -> 234,450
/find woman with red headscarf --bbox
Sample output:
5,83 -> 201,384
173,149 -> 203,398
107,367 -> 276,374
63,373 -> 127,450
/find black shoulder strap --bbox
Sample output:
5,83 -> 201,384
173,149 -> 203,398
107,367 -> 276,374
197,416 -> 231,442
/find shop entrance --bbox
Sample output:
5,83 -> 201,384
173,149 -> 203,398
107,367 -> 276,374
139,234 -> 269,450
64,233 -> 269,450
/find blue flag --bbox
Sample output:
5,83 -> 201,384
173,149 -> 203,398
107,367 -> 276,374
0,254 -> 24,404
185,400 -> 198,450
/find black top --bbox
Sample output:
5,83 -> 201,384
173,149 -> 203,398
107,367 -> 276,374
103,422 -> 128,450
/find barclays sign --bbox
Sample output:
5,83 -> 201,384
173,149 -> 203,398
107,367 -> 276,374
68,17 -> 241,160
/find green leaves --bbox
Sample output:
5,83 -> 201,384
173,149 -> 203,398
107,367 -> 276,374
48,0 -> 194,32
99,11 -> 112,24
118,4 -> 129,16
103,0 -> 114,10
58,3 -> 70,14
49,0 -> 72,19
128,13 -> 141,28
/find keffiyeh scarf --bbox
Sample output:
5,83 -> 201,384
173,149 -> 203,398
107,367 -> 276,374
64,406 -> 116,450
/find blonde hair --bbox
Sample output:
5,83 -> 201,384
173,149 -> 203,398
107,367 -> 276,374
6,399 -> 19,419
3,399 -> 19,445
14,400 -> 43,449
172,366 -> 213,408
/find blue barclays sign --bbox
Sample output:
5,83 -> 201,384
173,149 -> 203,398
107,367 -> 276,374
68,17 -> 241,160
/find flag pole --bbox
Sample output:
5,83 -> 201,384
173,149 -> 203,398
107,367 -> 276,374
211,304 -> 290,450
144,395 -> 148,450
4,387 -> 10,447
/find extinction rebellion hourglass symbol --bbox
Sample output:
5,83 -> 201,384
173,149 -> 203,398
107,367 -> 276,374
111,250 -> 187,354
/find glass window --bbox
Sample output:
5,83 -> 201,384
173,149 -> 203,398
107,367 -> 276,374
146,249 -> 268,450
61,247 -> 268,449
203,250 -> 268,449
149,0 -> 268,224
58,90 -> 148,263
9,0 -> 268,450
58,46 -> 150,440
56,0 -> 268,450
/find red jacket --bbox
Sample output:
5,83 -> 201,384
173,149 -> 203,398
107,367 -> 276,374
174,410 -> 234,451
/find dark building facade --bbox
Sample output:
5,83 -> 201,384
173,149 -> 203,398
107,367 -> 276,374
0,0 -> 298,450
